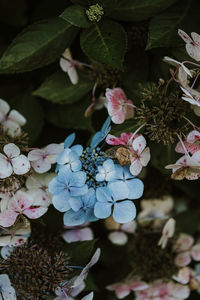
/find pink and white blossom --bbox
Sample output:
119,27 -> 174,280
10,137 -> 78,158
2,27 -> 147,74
174,233 -> 200,267
0,99 -> 26,137
107,277 -> 148,299
0,143 -> 30,179
105,88 -> 134,124
175,130 -> 200,155
178,29 -> 200,62
0,190 -> 48,227
28,143 -> 63,173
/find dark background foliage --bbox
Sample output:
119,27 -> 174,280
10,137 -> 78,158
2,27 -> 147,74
0,0 -> 200,299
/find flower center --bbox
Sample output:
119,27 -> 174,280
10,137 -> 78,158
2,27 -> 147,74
80,147 -> 107,188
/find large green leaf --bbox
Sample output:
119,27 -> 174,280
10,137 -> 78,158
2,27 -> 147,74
103,0 -> 178,22
60,4 -> 91,28
0,18 -> 79,73
80,20 -> 127,68
146,0 -> 191,50
45,96 -> 94,132
33,70 -> 94,104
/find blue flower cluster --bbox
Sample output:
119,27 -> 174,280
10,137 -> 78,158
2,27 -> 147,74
49,117 -> 144,226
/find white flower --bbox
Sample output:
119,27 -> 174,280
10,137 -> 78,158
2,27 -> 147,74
60,48 -> 79,85
163,56 -> 192,77
25,172 -> 55,207
0,99 -> 26,137
0,143 -> 30,179
158,218 -> 176,249
181,87 -> 200,107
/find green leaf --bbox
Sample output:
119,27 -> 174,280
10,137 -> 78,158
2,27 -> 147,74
60,4 -> 91,28
65,240 -> 96,265
110,119 -> 139,136
0,18 -> 79,73
146,0 -> 191,50
103,0 -> 178,22
9,90 -> 44,144
33,70 -> 94,104
45,96 -> 94,132
80,20 -> 127,68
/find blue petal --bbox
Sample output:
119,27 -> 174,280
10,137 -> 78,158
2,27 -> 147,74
69,196 -> 83,212
49,177 -> 65,195
64,209 -> 86,226
52,192 -> 71,212
90,117 -> 111,148
70,171 -> 86,187
71,159 -> 82,172
123,166 -> 135,180
57,166 -> 72,184
85,208 -> 98,222
94,202 -> 112,219
83,188 -> 96,207
108,181 -> 129,201
113,164 -> 124,180
71,145 -> 83,156
70,185 -> 88,197
113,200 -> 136,223
57,148 -> 71,165
103,159 -> 114,171
96,187 -> 112,203
126,178 -> 144,199
64,133 -> 76,148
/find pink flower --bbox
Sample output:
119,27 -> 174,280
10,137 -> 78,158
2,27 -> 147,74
62,224 -> 94,243
105,88 -> 134,124
107,277 -> 148,299
129,135 -> 150,176
165,152 -> 200,180
28,143 -> 63,173
175,130 -> 200,155
0,190 -> 48,227
106,132 -> 150,176
135,280 -> 190,300
174,233 -> 200,267
60,48 -> 79,85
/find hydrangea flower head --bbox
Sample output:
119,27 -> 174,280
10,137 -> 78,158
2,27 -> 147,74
49,118 -> 144,226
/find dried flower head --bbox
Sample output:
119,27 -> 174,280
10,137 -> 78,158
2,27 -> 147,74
0,243 -> 71,300
137,81 -> 189,144
128,228 -> 178,282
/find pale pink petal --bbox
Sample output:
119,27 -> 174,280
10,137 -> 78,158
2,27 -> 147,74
175,233 -> 194,252
108,231 -> 128,245
107,100 -> 121,118
9,110 -> 26,126
169,281 -> 190,299
62,228 -> 93,243
12,155 -> 30,175
178,29 -> 193,43
132,135 -> 146,154
28,149 -> 45,161
26,190 -> 51,207
129,279 -> 148,291
107,283 -> 130,299
0,209 -> 18,227
0,154 -> 12,178
120,133 -> 135,144
10,190 -> 33,211
23,206 -> 48,219
140,147 -> 150,166
173,267 -> 190,284
106,88 -> 127,103
130,159 -> 142,176
191,244 -> 200,261
3,120 -> 21,137
191,32 -> 200,46
45,143 -> 64,156
3,143 -> 20,158
121,220 -> 137,233
31,158 -> 51,173
175,252 -> 191,267
186,44 -> 200,61
68,66 -> 79,85
111,108 -> 126,124
0,98 -> 9,114
191,150 -> 200,162
106,134 -> 125,145
187,130 -> 200,143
